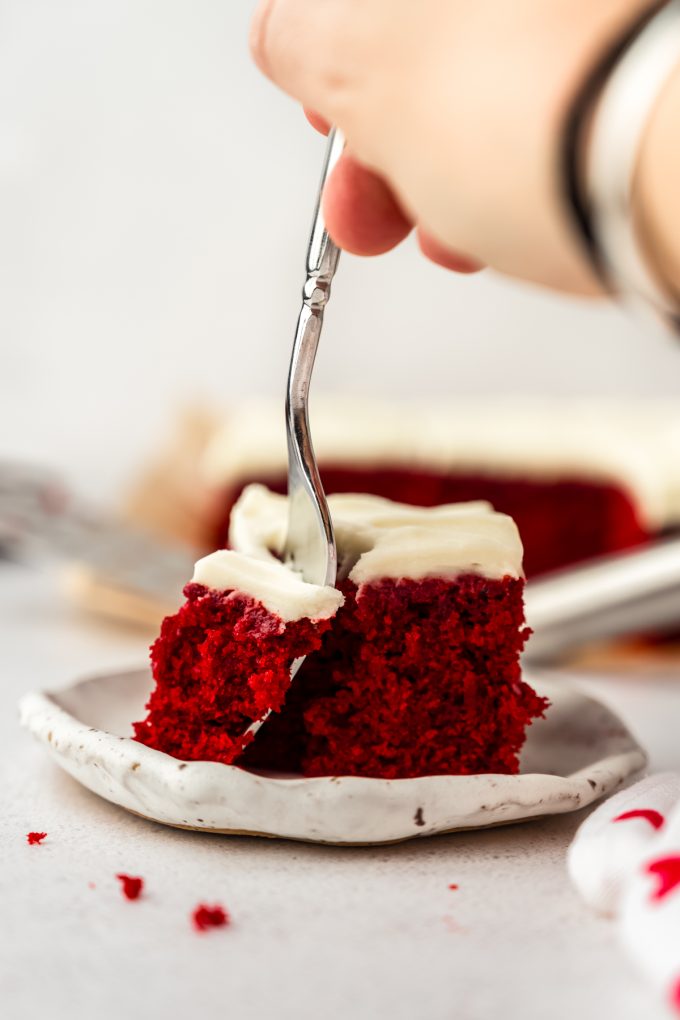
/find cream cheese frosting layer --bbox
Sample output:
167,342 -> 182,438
192,549 -> 343,622
228,484 -> 524,585
347,526 -> 523,584
201,398 -> 680,528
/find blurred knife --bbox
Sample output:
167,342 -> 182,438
524,537 -> 680,661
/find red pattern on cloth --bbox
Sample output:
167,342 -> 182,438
26,832 -> 47,845
669,975 -> 680,1014
614,809 -> 665,831
646,856 -> 680,902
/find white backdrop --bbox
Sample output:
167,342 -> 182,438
1,0 -> 679,500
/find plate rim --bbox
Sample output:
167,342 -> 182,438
18,668 -> 648,845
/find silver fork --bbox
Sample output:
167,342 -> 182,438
283,129 -> 343,590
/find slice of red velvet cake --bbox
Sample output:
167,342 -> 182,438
133,553 -> 343,763
136,485 -> 548,777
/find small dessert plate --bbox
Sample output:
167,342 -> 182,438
19,669 -> 646,845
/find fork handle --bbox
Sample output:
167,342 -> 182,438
284,130 -> 344,587
288,128 -> 344,418
303,128 -> 344,309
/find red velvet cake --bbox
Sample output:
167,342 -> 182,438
135,486 -> 547,778
195,400 -> 677,578
134,553 -> 343,763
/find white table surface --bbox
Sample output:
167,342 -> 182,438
3,561 -> 679,1020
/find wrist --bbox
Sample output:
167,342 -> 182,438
563,0 -> 680,323
636,58 -> 680,298
545,0 -> 659,291
422,0 -> 655,292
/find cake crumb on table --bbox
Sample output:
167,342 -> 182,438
26,832 -> 47,845
192,904 -> 229,932
116,874 -> 144,900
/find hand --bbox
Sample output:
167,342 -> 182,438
251,0 -> 651,293
302,109 -> 484,276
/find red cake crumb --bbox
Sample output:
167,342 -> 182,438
116,874 -> 144,900
214,468 -> 649,578
26,832 -> 47,845
192,903 -> 229,932
134,583 -> 334,764
449,884 -> 459,891
242,575 -> 547,778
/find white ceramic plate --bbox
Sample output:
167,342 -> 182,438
19,669 -> 646,845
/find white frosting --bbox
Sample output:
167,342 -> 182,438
192,549 -> 343,622
348,526 -> 522,584
201,398 -> 680,528
228,485 -> 523,586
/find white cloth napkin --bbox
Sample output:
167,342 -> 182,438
568,773 -> 680,1011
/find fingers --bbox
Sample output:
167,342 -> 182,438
417,229 -> 485,275
323,153 -> 412,256
304,108 -> 330,136
304,109 -> 409,256
250,0 -> 353,117
250,0 -> 279,78
252,0 -> 484,274
322,151 -> 486,271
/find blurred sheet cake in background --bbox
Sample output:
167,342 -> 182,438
124,397 -> 680,583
